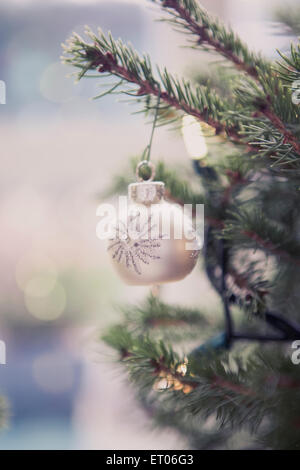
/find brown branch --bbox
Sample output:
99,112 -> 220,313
146,317 -> 187,327
211,376 -> 254,397
120,349 -> 253,396
161,0 -> 259,79
165,187 -> 299,266
244,230 -> 300,267
222,170 -> 248,205
160,1 -> 300,156
260,107 -> 300,155
153,358 -> 257,397
91,45 -> 300,161
227,266 -> 268,300
211,219 -> 300,268
151,356 -> 256,396
90,49 -> 245,143
119,349 -> 299,407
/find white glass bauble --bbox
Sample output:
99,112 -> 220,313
107,181 -> 201,285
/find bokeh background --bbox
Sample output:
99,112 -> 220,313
0,0 -> 298,450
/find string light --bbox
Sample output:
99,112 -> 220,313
181,115 -> 208,160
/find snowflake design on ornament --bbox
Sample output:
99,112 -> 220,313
107,213 -> 162,275
189,250 -> 200,260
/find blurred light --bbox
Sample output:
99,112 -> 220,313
16,251 -> 57,294
8,48 -> 50,102
59,96 -> 99,120
33,353 -> 74,394
24,281 -> 66,321
181,115 -> 208,160
24,274 -> 57,298
0,80 -> 6,105
15,102 -> 62,132
0,187 -> 48,238
39,62 -> 76,104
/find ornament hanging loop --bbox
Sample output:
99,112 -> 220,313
141,85 -> 161,164
137,85 -> 160,182
136,160 -> 156,182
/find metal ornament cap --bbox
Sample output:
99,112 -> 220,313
128,181 -> 165,205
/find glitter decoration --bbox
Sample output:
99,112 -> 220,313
107,213 -> 162,275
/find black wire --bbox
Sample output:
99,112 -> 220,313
219,239 -> 233,347
203,226 -> 222,295
193,160 -> 300,347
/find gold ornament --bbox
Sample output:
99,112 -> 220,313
153,376 -> 173,391
173,379 -> 184,391
152,357 -> 192,393
176,358 -> 188,377
107,161 -> 201,286
182,384 -> 193,395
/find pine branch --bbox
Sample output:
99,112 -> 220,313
103,324 -> 300,445
63,27 -> 300,169
152,403 -> 232,449
261,110 -> 300,157
156,0 -> 268,80
62,28 -> 236,134
115,294 -> 216,343
271,264 -> 300,322
237,79 -> 300,157
63,3 -> 300,449
277,43 -> 300,84
226,264 -> 269,313
123,295 -> 210,329
222,208 -> 300,267
156,0 -> 300,160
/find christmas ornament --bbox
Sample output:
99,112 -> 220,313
176,357 -> 188,376
106,89 -> 201,285
152,358 -> 193,394
107,161 -> 201,286
153,373 -> 173,391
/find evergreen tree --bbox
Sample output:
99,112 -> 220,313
63,0 -> 300,449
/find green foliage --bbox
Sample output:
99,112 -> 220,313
277,44 -> 300,84
63,13 -> 300,172
116,294 -> 216,342
192,66 -> 241,104
222,207 -> 300,264
62,27 -> 235,132
102,158 -> 205,207
154,0 -> 270,78
64,0 -> 300,450
103,317 -> 300,449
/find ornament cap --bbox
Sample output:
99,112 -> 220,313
128,181 -> 165,205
